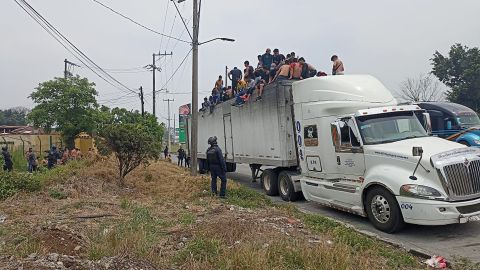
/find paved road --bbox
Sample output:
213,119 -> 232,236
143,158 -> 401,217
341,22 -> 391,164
226,164 -> 480,262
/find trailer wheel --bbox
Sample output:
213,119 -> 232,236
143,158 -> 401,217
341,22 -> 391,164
226,162 -> 236,172
278,171 -> 301,202
198,159 -> 208,174
261,169 -> 278,196
365,186 -> 404,233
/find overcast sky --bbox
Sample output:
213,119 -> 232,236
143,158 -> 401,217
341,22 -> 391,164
1,0 -> 480,124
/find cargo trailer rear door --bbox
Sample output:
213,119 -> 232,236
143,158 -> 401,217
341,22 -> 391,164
223,114 -> 234,160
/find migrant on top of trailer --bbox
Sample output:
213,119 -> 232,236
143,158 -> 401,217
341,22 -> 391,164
292,75 -> 397,105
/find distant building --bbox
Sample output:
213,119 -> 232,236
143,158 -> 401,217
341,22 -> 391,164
0,125 -> 45,135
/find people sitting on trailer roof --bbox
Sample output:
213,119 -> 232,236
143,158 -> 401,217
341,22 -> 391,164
316,71 -> 328,77
268,63 -> 277,83
224,86 -> 233,101
299,57 -> 317,79
215,75 -> 223,90
200,97 -> 210,112
272,48 -> 285,66
209,96 -> 215,113
228,67 -> 242,93
255,78 -> 267,101
289,57 -> 303,80
273,60 -> 291,82
211,88 -> 220,104
244,61 -> 255,81
254,66 -> 268,82
256,55 -> 263,69
331,55 -> 345,75
261,48 -> 273,69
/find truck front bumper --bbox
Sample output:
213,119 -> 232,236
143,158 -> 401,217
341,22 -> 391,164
397,195 -> 480,226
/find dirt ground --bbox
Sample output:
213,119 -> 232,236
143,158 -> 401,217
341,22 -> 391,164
0,159 -> 428,270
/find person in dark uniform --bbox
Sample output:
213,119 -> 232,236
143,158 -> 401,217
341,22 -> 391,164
206,136 -> 228,198
163,146 -> 169,159
47,145 -> 61,169
177,146 -> 186,167
1,146 -> 13,172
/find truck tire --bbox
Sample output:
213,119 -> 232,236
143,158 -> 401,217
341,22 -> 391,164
198,159 -> 208,174
226,162 -> 236,172
261,169 -> 278,196
365,186 -> 404,233
278,171 -> 301,202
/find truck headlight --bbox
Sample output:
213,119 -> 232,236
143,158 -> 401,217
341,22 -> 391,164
400,184 -> 444,199
473,140 -> 480,145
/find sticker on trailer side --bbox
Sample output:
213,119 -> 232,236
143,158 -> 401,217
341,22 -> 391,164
296,121 -> 304,161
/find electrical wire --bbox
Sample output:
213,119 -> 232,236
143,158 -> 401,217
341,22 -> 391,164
158,0 -> 170,55
91,0 -> 189,44
15,0 -> 137,96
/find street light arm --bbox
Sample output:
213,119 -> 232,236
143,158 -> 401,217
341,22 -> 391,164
198,37 -> 235,46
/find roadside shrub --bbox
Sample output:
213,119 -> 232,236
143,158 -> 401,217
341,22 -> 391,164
0,172 -> 41,200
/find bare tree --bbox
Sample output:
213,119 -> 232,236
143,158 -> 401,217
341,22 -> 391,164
399,74 -> 446,102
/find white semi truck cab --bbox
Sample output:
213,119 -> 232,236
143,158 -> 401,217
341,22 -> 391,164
189,75 -> 480,232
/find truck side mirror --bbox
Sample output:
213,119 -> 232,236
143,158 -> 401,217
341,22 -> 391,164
331,122 -> 341,147
422,112 -> 432,135
412,146 -> 423,157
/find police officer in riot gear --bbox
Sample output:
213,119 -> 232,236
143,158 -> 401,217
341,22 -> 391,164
206,136 -> 228,198
1,146 -> 13,172
47,145 -> 61,169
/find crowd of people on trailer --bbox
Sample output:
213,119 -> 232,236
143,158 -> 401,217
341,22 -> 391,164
200,48 -> 345,111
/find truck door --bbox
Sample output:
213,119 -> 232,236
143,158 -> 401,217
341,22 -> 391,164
327,117 -> 365,205
332,117 -> 365,177
223,115 -> 234,160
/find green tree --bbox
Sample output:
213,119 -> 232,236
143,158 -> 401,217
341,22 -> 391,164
96,109 -> 164,186
28,76 -> 98,147
431,43 -> 480,111
0,107 -> 29,125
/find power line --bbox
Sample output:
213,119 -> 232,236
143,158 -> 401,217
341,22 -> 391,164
15,0 -> 137,96
91,0 -> 189,44
158,0 -> 170,54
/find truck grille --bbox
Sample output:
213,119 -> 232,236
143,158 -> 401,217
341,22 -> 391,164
442,160 -> 480,199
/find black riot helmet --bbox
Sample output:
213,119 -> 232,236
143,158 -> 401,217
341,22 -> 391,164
208,136 -> 218,146
1,146 -> 7,151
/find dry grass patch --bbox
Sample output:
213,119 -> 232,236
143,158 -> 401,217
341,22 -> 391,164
0,159 -> 426,269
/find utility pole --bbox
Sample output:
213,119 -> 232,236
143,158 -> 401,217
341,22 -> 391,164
191,0 -> 199,176
64,59 -> 79,78
139,86 -> 145,117
225,66 -> 228,88
152,54 -> 156,117
150,51 -> 173,117
172,0 -> 234,176
173,114 -> 176,145
164,98 -> 174,152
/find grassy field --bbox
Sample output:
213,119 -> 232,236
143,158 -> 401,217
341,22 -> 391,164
0,158 -> 478,269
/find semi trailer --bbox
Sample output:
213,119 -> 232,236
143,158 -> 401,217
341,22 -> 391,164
187,75 -> 480,232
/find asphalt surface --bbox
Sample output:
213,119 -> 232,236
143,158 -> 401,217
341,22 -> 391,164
170,156 -> 480,262
227,164 -> 480,262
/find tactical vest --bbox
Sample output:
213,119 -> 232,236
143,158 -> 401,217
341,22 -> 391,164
206,146 -> 220,165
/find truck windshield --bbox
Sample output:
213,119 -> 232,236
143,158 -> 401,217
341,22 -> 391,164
356,111 -> 428,145
457,114 -> 480,128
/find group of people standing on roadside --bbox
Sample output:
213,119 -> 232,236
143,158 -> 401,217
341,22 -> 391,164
1,145 -> 95,173
163,145 -> 190,168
